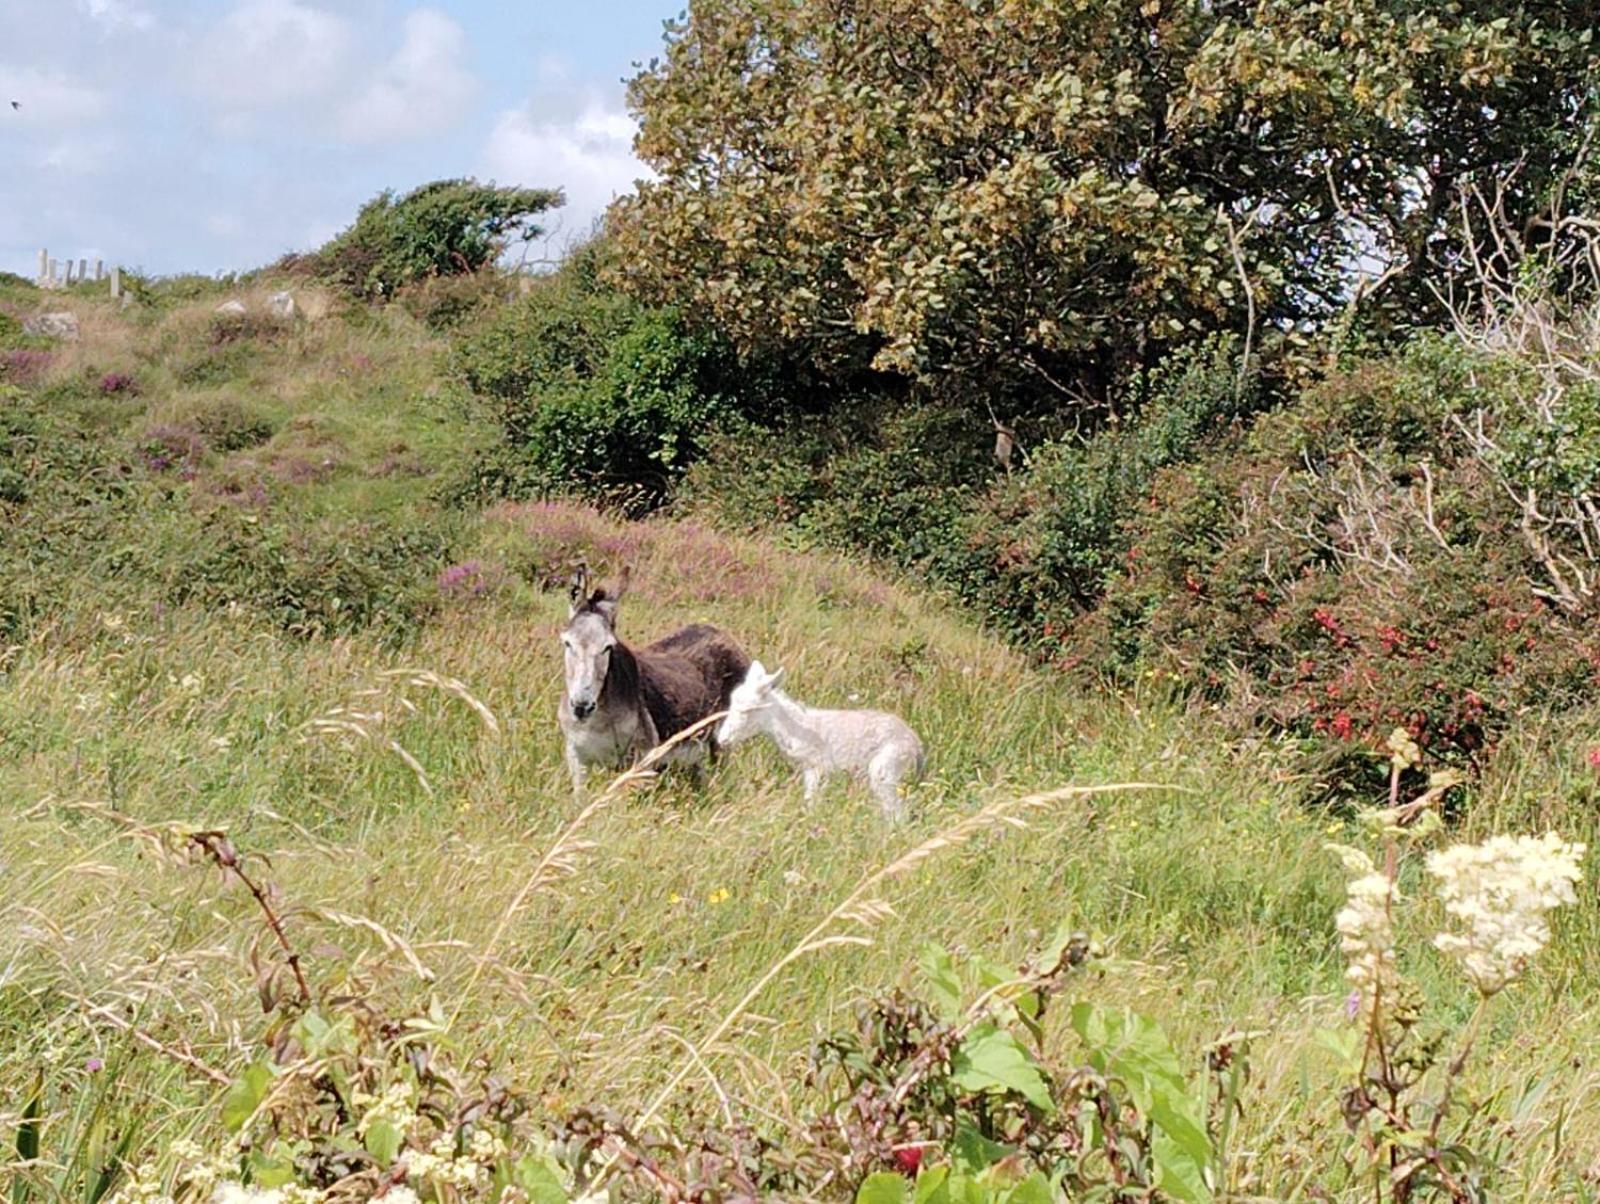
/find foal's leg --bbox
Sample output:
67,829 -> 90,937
802,766 -> 823,802
868,750 -> 909,823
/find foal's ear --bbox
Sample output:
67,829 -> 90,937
568,562 -> 590,617
766,665 -> 787,690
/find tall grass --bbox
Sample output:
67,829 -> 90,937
3,284 -> 1600,1198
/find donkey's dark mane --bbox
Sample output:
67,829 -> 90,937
597,630 -> 643,711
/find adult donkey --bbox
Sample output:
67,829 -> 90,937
558,563 -> 751,795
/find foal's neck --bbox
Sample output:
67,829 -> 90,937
764,689 -> 823,757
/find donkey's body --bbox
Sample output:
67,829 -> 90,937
717,662 -> 925,821
558,566 -> 749,795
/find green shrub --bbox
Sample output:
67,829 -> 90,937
451,244 -> 639,412
168,509 -> 460,637
454,245 -> 785,514
314,180 -> 562,300
188,396 -> 278,451
396,269 -> 519,331
1069,338 -> 1600,796
934,336 -> 1259,646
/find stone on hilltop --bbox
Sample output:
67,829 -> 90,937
23,311 -> 80,340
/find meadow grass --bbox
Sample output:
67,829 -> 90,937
4,284 -> 1600,1199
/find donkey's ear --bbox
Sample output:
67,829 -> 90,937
568,562 -> 590,616
747,659 -> 767,682
767,666 -> 787,690
614,564 -> 632,602
592,567 -> 625,627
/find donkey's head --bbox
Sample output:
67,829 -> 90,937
561,562 -> 629,721
717,659 -> 785,746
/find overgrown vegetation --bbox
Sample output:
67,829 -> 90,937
6,0 -> 1600,1199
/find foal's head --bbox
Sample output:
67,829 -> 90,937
717,660 -> 785,746
561,563 -> 628,721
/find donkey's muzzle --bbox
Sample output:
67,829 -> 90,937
571,699 -> 596,721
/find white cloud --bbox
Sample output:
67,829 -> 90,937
0,65 -> 108,127
79,0 -> 155,32
336,9 -> 477,144
481,96 -> 649,244
191,0 -> 354,112
39,134 -> 118,175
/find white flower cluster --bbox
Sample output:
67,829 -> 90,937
1330,844 -> 1399,1018
1427,832 -> 1585,995
168,1139 -> 233,1195
211,1184 -> 324,1204
353,1081 -> 418,1138
403,1128 -> 508,1192
103,1162 -> 173,1204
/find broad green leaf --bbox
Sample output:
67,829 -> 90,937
919,943 -> 963,1019
221,1061 -> 273,1134
857,1171 -> 911,1204
952,1025 -> 1055,1113
1070,1004 -> 1211,1201
513,1154 -> 570,1204
364,1120 -> 402,1167
1153,1130 -> 1211,1203
1000,1172 -> 1053,1204
912,1166 -> 951,1204
951,1121 -> 1014,1172
246,1152 -> 295,1189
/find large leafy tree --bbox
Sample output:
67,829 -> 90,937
612,0 -> 1597,400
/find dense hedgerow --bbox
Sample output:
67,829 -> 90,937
687,336 -> 1260,645
1068,337 -> 1600,793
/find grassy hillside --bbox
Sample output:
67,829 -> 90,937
4,280 -> 1600,1201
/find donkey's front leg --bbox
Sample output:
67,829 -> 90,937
564,740 -> 588,798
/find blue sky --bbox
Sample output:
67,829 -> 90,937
0,0 -> 677,277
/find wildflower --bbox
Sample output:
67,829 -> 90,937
707,887 -> 731,905
467,1127 -> 507,1166
1426,833 -> 1585,996
1387,727 -> 1421,770
85,1056 -> 104,1072
381,1190 -> 418,1204
1329,844 -> 1398,1020
104,1162 -> 172,1204
1587,746 -> 1600,771
170,1140 -> 232,1194
405,1136 -> 489,1191
211,1185 -> 322,1204
667,892 -> 682,905
893,1146 -> 925,1175
353,1081 -> 416,1139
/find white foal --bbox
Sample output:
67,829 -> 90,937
716,661 -> 925,821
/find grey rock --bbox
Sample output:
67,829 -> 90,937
265,290 -> 297,319
23,311 -> 80,340
214,299 -> 248,316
